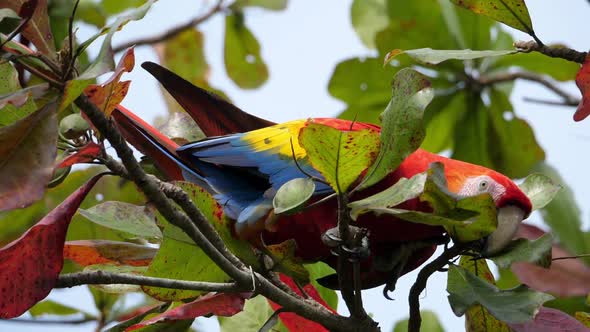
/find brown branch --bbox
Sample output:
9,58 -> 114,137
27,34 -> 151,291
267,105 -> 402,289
56,271 -> 244,292
112,0 -> 225,53
408,243 -> 468,332
514,40 -> 587,64
479,71 -> 580,106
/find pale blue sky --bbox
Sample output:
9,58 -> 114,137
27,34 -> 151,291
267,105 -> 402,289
4,0 -> 590,331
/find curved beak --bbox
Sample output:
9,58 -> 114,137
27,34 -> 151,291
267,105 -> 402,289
482,205 -> 526,256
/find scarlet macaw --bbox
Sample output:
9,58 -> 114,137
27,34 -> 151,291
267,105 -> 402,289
112,62 -> 532,290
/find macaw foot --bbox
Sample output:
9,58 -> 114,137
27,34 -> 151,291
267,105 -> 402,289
321,225 -> 370,262
379,236 -> 449,300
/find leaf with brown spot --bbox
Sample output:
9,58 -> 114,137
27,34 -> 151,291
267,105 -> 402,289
299,122 -> 381,193
63,240 -> 157,267
85,48 -> 135,117
56,142 -> 102,168
449,0 -> 535,35
126,293 -> 246,331
0,102 -> 57,211
78,201 -> 162,242
0,173 -> 105,318
574,55 -> 590,122
265,239 -> 309,284
459,256 -> 511,332
2,0 -> 55,56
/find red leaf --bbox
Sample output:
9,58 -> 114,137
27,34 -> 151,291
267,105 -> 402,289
268,274 -> 334,332
509,307 -> 590,332
63,240 -> 157,267
574,56 -> 590,121
512,224 -> 590,297
85,48 -> 135,117
126,293 -> 246,331
56,142 -> 101,168
0,173 -> 105,318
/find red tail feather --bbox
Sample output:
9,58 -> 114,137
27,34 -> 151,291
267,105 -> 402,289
111,105 -> 184,180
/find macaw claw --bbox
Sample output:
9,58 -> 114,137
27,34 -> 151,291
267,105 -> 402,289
321,226 -> 370,262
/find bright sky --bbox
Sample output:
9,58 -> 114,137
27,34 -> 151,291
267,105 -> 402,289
4,1 -> 590,331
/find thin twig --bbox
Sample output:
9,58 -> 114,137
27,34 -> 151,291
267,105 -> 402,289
112,0 -> 225,53
1,318 -> 94,325
479,71 -> 580,106
408,243 -> 468,332
514,40 -> 587,64
56,271 -> 244,292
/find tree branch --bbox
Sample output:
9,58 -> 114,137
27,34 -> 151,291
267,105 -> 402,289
56,271 -> 244,292
479,71 -> 580,106
408,243 -> 467,332
112,0 -> 225,53
514,40 -> 587,64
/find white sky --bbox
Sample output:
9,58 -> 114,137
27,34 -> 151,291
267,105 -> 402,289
4,0 -> 590,331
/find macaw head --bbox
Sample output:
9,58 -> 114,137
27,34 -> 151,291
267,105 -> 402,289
443,157 -> 532,255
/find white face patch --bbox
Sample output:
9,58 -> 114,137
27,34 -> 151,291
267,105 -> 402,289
456,175 -> 506,202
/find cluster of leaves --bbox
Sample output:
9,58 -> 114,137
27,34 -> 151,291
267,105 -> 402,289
335,0 -> 590,330
1,0 -> 590,331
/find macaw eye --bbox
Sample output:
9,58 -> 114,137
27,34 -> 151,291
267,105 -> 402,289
478,179 -> 490,192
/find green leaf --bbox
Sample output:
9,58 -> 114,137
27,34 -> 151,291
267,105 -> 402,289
487,88 -> 545,178
219,295 -> 288,332
231,0 -> 288,11
142,223 -> 229,301
533,162 -> 587,256
492,50 -> 581,81
519,173 -> 562,211
305,262 -> 338,311
350,0 -> 388,49
375,0 -> 457,56
393,310 -> 445,332
224,12 -> 268,89
459,257 -> 511,331
449,0 -> 535,35
359,68 -> 433,189
349,172 -> 428,220
0,62 -> 38,126
265,239 -> 309,284
330,57 -> 393,124
156,112 -> 205,144
447,264 -> 554,323
490,234 -> 553,269
273,178 -> 315,215
299,123 -> 380,193
77,0 -> 107,28
101,0 -> 146,15
575,312 -> 590,328
30,300 -> 94,318
0,102 -> 57,212
420,92 -> 467,153
385,48 -> 516,66
79,201 -> 162,242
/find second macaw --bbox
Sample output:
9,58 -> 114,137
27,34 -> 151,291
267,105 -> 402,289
112,62 -> 532,290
